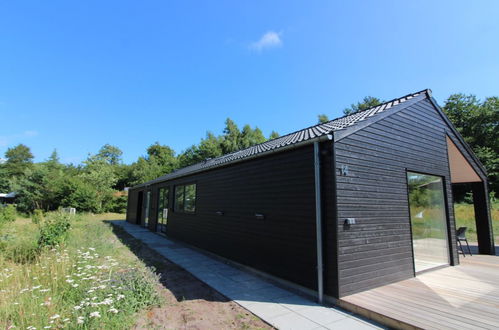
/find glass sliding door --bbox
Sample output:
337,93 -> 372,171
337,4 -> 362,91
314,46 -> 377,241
407,172 -> 449,272
156,187 -> 169,233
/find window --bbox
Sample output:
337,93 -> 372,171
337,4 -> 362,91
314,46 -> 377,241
174,184 -> 196,213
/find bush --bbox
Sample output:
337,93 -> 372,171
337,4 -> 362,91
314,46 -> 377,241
31,209 -> 44,224
0,204 -> 16,224
37,212 -> 72,248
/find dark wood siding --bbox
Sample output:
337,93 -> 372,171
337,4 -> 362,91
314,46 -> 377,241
335,99 -> 459,297
136,145 -> 319,290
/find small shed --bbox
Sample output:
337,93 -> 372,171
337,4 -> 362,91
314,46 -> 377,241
126,89 -> 494,302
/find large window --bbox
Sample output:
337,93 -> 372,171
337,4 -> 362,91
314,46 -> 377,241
407,172 -> 449,272
174,184 -> 196,213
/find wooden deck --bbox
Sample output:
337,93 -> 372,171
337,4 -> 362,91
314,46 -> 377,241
338,255 -> 499,329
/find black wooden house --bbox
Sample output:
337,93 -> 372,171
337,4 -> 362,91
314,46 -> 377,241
126,89 -> 494,301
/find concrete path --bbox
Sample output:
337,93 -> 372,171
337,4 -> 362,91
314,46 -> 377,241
110,220 -> 381,330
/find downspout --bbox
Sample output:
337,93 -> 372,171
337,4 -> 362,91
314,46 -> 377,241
314,141 -> 324,304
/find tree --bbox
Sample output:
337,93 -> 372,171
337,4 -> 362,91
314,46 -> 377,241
221,118 -> 241,154
4,144 -> 34,178
269,131 -> 280,140
239,125 -> 266,149
318,114 -> 329,124
96,144 -> 123,165
343,96 -> 382,115
443,94 -> 499,195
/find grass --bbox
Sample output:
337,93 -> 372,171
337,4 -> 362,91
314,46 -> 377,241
454,202 -> 499,243
0,213 -> 162,329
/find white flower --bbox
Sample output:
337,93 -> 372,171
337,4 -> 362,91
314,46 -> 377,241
108,307 -> 118,314
73,306 -> 81,310
117,294 -> 125,300
100,298 -> 113,305
65,279 -> 74,283
89,311 -> 101,318
27,326 -> 36,330
77,317 -> 84,324
50,314 -> 60,320
62,318 -> 69,322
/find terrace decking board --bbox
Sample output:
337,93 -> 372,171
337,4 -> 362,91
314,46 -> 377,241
339,255 -> 499,330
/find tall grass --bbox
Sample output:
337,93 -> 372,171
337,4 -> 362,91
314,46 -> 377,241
0,213 -> 162,329
454,202 -> 499,242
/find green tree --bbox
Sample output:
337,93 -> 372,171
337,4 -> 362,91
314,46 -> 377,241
269,131 -> 280,140
221,118 -> 241,154
239,125 -> 266,149
318,114 -> 329,124
343,96 -> 382,115
443,94 -> 499,194
4,144 -> 34,178
96,144 -> 123,165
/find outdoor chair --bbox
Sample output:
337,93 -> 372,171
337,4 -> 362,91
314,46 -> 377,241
456,227 -> 472,257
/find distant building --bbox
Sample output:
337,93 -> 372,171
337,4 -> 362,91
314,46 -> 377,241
0,192 -> 17,204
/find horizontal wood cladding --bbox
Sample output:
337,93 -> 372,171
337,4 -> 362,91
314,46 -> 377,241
137,145 -> 319,290
335,98 -> 458,297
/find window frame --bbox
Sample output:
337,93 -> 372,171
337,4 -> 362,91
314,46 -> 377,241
174,183 -> 197,214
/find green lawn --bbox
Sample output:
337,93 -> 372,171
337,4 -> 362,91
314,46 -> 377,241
454,202 -> 499,243
0,213 -> 162,329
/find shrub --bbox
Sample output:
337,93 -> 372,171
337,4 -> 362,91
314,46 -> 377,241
0,204 -> 16,224
31,209 -> 44,224
37,212 -> 72,248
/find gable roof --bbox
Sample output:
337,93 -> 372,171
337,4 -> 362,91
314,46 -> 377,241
134,89 -> 430,188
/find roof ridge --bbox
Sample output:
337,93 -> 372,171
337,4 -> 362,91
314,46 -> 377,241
322,88 -> 430,126
203,88 -> 430,160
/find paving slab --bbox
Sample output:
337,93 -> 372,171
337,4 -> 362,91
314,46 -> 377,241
110,220 -> 381,330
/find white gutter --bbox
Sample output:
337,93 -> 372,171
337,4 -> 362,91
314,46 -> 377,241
314,141 -> 324,304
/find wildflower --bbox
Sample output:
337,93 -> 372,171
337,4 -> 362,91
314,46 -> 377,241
100,298 -> 113,305
32,285 -> 42,290
89,311 -> 101,318
66,279 -> 74,283
63,319 -> 69,322
50,314 -> 60,320
117,294 -> 125,300
77,317 -> 84,324
108,307 -> 118,314
27,326 -> 36,330
72,284 -> 79,288
98,285 -> 106,289
43,327 -> 51,329
73,306 -> 82,310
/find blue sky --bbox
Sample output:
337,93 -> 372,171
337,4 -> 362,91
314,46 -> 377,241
1,1 -> 498,164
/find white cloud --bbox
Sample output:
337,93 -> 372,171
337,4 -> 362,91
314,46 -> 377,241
249,31 -> 282,52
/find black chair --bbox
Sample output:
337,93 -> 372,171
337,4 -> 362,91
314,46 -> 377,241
456,227 -> 472,257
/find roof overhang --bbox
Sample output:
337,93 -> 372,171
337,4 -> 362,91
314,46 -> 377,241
446,136 -> 482,183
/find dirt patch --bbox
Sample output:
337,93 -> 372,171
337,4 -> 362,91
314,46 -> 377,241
112,228 -> 272,330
